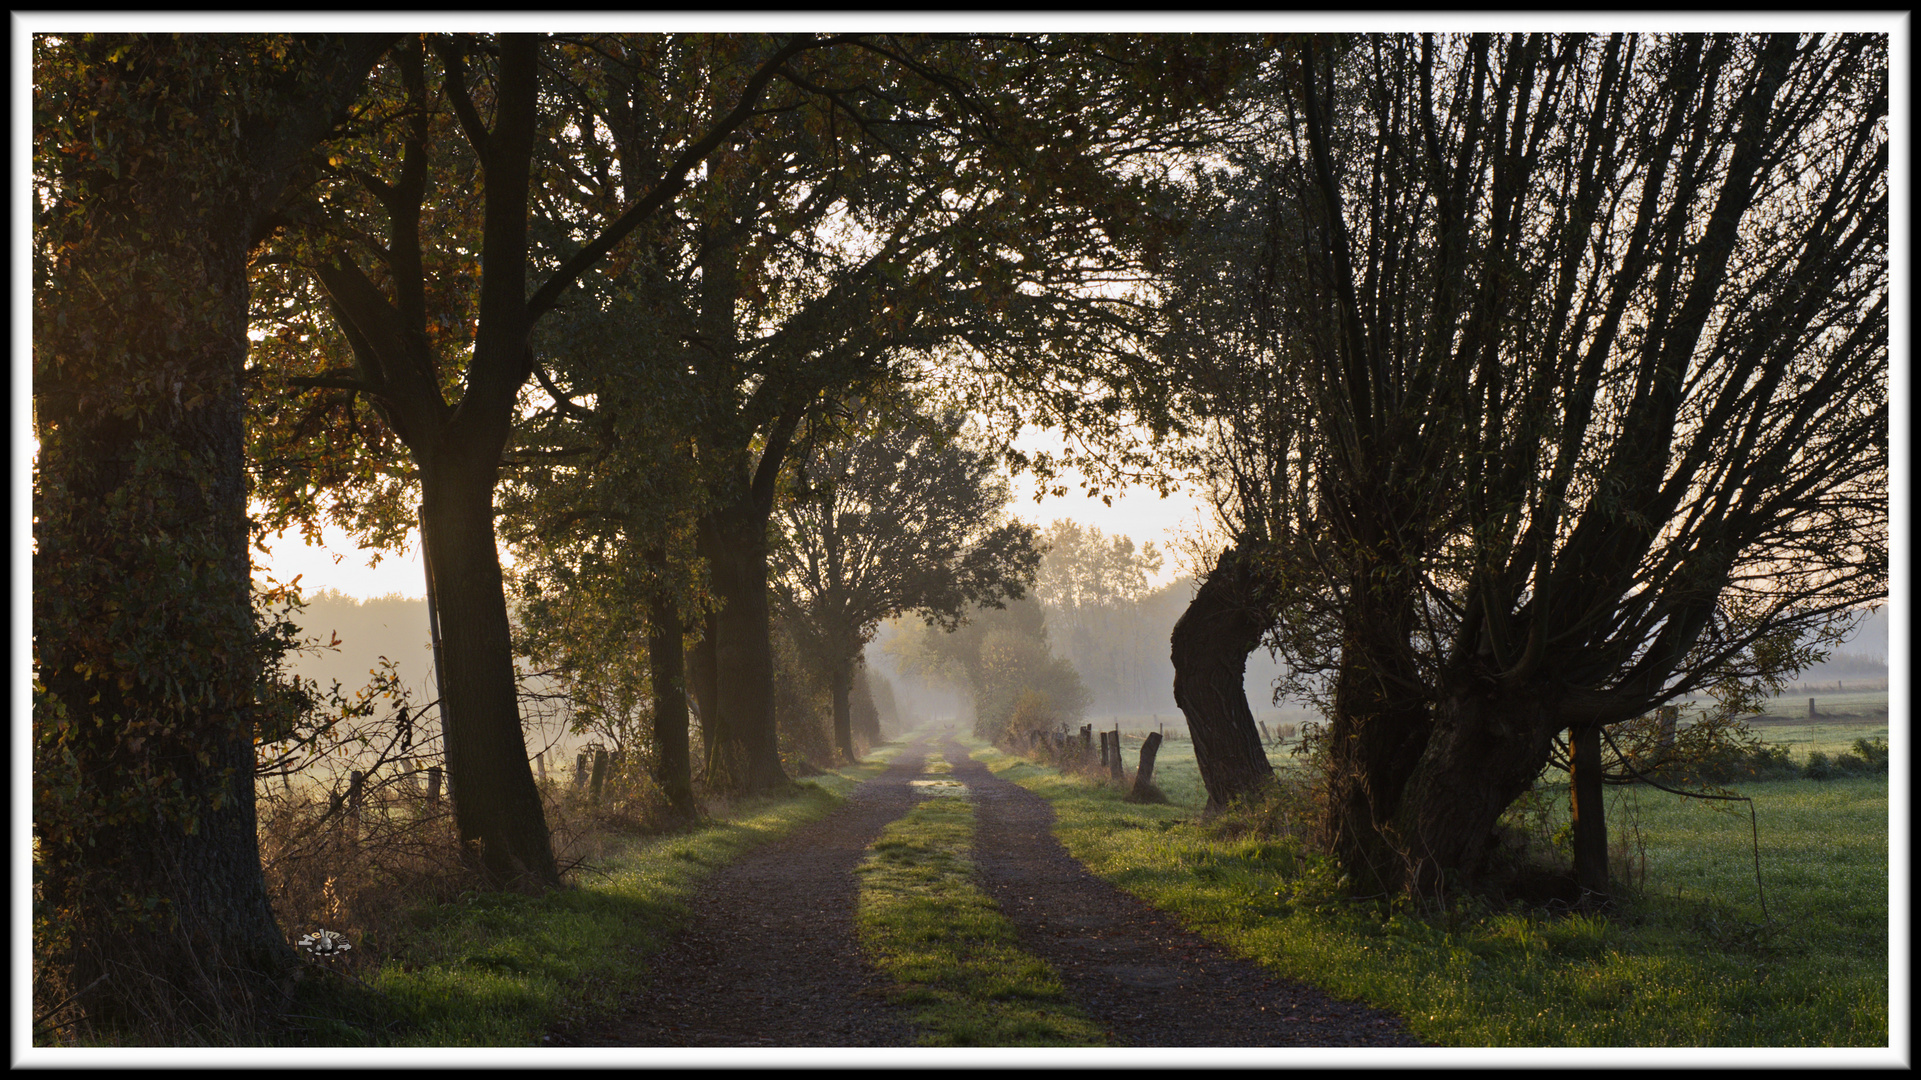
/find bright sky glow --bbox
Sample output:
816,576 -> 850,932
252,423 -> 1217,601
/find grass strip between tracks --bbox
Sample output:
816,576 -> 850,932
854,752 -> 1107,1047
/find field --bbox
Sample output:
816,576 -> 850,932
981,707 -> 1894,1048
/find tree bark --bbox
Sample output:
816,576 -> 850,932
702,505 -> 790,793
1170,546 -> 1279,812
648,594 -> 699,821
829,656 -> 858,765
1321,548 -> 1435,895
1568,721 -> 1609,905
688,613 -> 720,770
31,34 -> 392,1031
418,457 -> 558,886
1388,688 -> 1562,900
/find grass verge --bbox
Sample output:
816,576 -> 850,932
853,755 -> 1105,1047
969,737 -> 1889,1048
280,752 -> 900,1047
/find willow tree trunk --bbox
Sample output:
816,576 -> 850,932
418,457 -> 558,887
31,34 -> 391,1031
1321,552 -> 1436,895
1170,546 -> 1278,812
1388,687 -> 1562,900
648,596 -> 698,821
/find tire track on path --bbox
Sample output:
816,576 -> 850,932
943,735 -> 1424,1047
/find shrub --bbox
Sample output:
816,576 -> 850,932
1846,736 -> 1890,774
1802,750 -> 1833,781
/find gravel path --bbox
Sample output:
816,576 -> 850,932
550,727 -> 1423,1048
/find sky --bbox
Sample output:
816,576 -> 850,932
255,425 -> 1219,601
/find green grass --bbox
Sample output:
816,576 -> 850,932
281,752 -> 901,1046
969,733 -> 1891,1048
853,753 -> 1106,1047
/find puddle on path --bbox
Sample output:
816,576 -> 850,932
908,778 -> 969,797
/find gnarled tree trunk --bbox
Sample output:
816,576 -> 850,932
1170,546 -> 1279,812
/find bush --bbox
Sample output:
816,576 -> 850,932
1799,741 -> 1885,781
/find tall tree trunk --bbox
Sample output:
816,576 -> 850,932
32,34 -> 391,1031
703,506 -> 790,792
829,656 -> 857,764
418,458 -> 558,886
688,613 -> 720,771
1170,546 -> 1278,812
647,596 -> 699,822
1319,504 -> 1436,896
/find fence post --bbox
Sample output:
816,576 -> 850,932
1108,728 -> 1124,782
589,750 -> 610,800
425,766 -> 442,806
1129,732 -> 1164,802
1808,697 -> 1817,719
535,751 -> 546,781
347,770 -> 364,819
575,752 -> 590,789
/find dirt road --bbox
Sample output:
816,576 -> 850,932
548,727 -> 1421,1048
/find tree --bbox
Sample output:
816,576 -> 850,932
772,405 -> 1043,762
32,32 -> 391,1031
249,33 -> 873,883
1161,33 -> 1887,901
504,34 -> 1237,796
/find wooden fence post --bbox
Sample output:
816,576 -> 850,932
1129,732 -> 1164,802
575,752 -> 590,789
589,750 -> 610,800
535,751 -> 546,781
1108,729 -> 1124,782
425,766 -> 442,806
